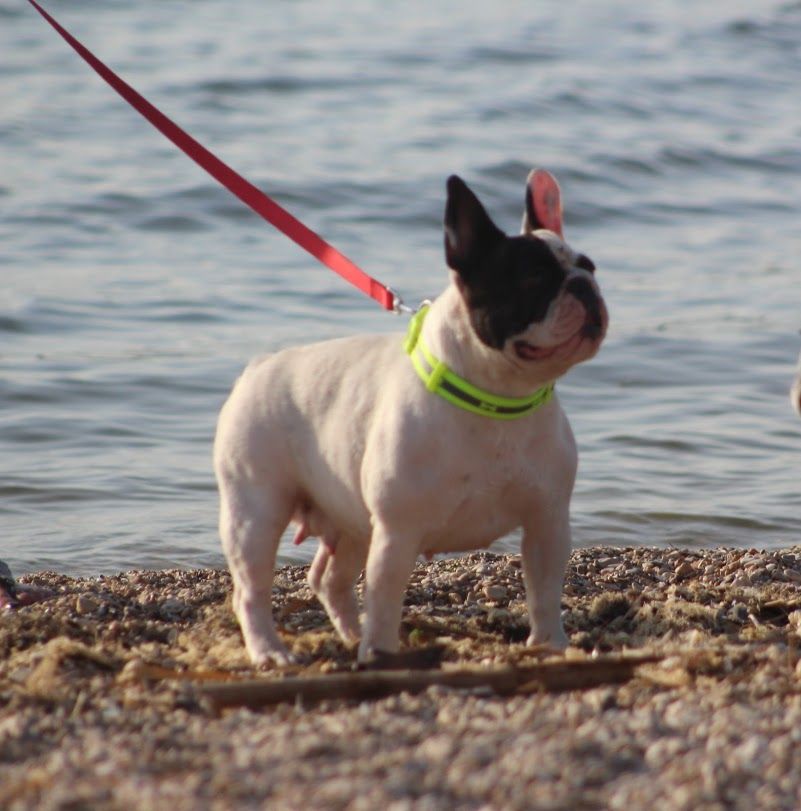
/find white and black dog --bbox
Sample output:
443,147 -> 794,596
214,171 -> 608,665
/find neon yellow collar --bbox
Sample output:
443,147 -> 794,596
403,304 -> 554,420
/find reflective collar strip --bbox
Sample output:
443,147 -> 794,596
404,305 -> 554,420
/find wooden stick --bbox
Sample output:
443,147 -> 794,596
200,655 -> 660,711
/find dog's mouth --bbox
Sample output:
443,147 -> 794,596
514,332 -> 579,362
513,319 -> 604,362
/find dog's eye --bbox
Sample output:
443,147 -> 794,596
575,254 -> 595,274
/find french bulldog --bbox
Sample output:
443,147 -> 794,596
214,170 -> 608,665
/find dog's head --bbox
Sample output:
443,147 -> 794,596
444,172 -> 608,381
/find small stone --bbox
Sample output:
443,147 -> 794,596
159,598 -> 186,619
483,585 -> 508,602
597,557 -> 619,569
117,658 -> 146,685
105,620 -> 122,640
75,594 -> 99,615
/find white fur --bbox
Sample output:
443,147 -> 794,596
215,232 -> 606,665
791,343 -> 801,416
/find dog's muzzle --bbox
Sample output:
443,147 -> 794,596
565,276 -> 605,340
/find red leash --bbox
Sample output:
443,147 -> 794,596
26,0 -> 401,313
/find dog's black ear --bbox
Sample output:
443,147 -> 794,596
444,176 -> 504,278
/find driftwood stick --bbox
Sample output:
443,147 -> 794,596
201,655 -> 660,711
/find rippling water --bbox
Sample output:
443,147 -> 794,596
2,0 -> 800,575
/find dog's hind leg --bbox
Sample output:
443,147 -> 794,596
308,537 -> 366,645
218,480 -> 294,666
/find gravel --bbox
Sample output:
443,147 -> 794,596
2,545 -> 801,810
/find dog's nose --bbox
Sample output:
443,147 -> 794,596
582,319 -> 603,341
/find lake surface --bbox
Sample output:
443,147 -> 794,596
2,0 -> 800,575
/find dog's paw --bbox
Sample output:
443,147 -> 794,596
247,642 -> 298,669
252,651 -> 299,669
526,628 -> 569,651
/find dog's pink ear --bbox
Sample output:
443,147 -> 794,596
524,169 -> 563,237
444,175 -> 504,276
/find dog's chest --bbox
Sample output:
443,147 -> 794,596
386,418 -> 565,552
421,474 -> 527,552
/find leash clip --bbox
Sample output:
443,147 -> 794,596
388,287 -> 416,315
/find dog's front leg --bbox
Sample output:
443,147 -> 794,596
521,505 -> 571,650
357,523 -> 419,662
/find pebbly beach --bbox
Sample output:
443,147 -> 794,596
2,545 -> 801,810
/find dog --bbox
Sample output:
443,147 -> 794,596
214,171 -> 608,665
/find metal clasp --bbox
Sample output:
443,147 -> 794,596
388,287 -> 422,316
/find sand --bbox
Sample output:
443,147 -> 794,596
2,545 -> 801,810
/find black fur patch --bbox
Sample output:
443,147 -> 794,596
459,236 -> 567,349
444,175 -> 569,349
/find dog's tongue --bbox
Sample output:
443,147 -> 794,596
530,169 -> 563,237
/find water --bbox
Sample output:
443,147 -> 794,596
2,0 -> 800,576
